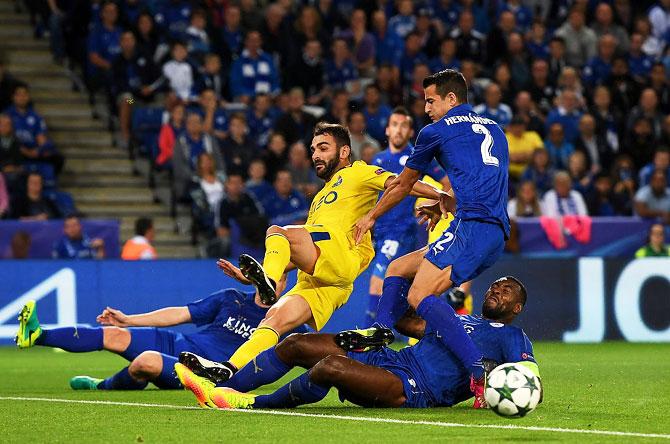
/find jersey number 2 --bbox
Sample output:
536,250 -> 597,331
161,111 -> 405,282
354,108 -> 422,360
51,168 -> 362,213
472,124 -> 499,167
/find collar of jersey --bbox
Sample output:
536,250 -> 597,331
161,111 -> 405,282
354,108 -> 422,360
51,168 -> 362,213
444,103 -> 474,118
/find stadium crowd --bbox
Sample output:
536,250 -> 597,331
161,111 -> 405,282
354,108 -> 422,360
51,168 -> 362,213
3,0 -> 670,257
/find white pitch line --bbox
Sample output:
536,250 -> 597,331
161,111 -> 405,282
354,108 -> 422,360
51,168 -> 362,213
1,396 -> 669,440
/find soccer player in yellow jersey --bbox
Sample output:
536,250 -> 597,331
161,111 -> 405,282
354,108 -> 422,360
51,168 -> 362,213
179,122 -> 449,383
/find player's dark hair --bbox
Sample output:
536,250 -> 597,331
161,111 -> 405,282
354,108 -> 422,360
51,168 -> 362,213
505,276 -> 527,306
422,69 -> 468,103
391,106 -> 413,124
135,217 -> 153,236
313,122 -> 352,161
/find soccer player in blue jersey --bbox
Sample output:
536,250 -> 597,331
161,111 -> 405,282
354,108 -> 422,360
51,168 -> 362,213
352,69 -> 511,407
366,107 -> 450,325
14,260 -> 299,391
176,276 -> 540,410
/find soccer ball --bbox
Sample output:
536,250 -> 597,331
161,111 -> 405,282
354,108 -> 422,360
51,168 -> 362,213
485,363 -> 542,418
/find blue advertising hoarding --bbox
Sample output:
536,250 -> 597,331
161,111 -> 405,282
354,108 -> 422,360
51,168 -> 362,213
1,258 -> 668,345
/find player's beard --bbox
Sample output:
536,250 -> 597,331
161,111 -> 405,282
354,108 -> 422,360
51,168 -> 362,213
390,134 -> 410,150
481,298 -> 505,320
314,149 -> 341,180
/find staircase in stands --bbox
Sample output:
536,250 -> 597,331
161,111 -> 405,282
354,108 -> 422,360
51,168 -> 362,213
0,0 -> 198,258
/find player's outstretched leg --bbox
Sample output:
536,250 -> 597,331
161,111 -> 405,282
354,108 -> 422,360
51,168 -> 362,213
174,363 -> 216,408
15,300 -> 42,348
334,327 -> 394,352
179,351 -> 236,384
239,254 -> 278,306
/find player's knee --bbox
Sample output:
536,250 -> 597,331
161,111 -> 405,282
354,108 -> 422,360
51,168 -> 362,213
102,326 -> 130,351
266,225 -> 285,237
128,351 -> 162,378
275,333 -> 306,362
310,355 -> 348,385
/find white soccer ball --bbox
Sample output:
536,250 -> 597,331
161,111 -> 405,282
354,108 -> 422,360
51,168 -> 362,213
485,362 -> 542,418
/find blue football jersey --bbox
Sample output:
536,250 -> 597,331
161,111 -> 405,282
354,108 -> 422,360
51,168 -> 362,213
372,145 -> 446,233
404,315 -> 537,406
406,104 -> 510,238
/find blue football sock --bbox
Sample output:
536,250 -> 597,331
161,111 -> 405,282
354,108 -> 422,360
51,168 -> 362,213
416,295 -> 484,378
152,355 -> 181,389
365,293 -> 381,326
35,327 -> 103,352
225,348 -> 291,392
98,367 -> 148,390
253,371 -> 329,408
375,276 -> 411,328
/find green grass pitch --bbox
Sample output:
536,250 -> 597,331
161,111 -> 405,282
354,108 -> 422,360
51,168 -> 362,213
1,342 -> 669,443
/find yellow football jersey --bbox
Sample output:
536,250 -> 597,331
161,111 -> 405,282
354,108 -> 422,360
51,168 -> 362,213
415,175 -> 454,244
307,160 -> 395,246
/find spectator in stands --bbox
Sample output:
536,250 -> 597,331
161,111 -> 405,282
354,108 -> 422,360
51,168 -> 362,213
162,41 -> 195,103
0,60 -> 23,112
86,1 -> 122,107
582,34 -> 617,90
217,173 -> 267,253
414,8 -> 441,59
627,88 -> 663,140
546,89 -> 583,144
10,231 -> 32,259
289,40 -> 326,105
513,91 -> 544,136
492,62 -> 516,107
219,113 -> 258,178
52,215 -> 105,259
590,85 -> 622,154
337,9 -> 376,76
648,63 -> 670,114
263,170 -> 308,226
360,142 -> 380,166
184,9 -> 210,62
528,59 -> 556,117
592,3 -> 629,52
640,148 -> 670,187
361,84 -> 391,145
506,116 -> 544,180
156,104 -> 185,167
547,37 -> 568,83
611,154 -> 637,214
348,111 -> 380,160
557,67 -> 585,103
429,38 -> 460,73
507,180 -> 542,219
574,114 -> 614,173
450,11 -> 485,63
196,54 -> 228,101
5,85 -> 63,177
173,112 -> 224,200
648,0 -> 670,42
246,93 -> 278,148
586,172 -> 631,216
502,0 -> 532,31
0,113 -> 24,191
230,31 -> 280,104
199,89 -> 227,142
474,83 -> 513,129
607,57 -> 640,113
567,151 -> 594,197
134,12 -> 166,65
274,88 -> 317,146
292,5 -> 330,54
555,8 -> 597,67
398,32 -> 429,87
324,37 -> 360,97
634,169 -> 670,224
220,5 -> 243,57
121,217 -> 157,260
261,132 -> 288,181
407,63 -> 431,102
521,148 -> 555,194
542,171 -> 589,217
287,141 -> 320,200
0,172 -> 8,219
635,223 -> 670,257
506,32 -> 531,90
388,0 -> 416,41
259,4 -> 292,71
371,10 -> 403,68
113,31 -> 161,148
486,11 -> 516,66
526,20 -> 549,61
154,0 -> 191,38
191,152 -> 226,240
628,33 -> 654,83
624,117 -> 657,171
246,159 -> 273,203
10,173 -> 60,220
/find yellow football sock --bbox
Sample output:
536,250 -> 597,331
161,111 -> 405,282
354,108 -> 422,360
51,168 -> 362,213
263,233 -> 291,284
228,326 -> 280,370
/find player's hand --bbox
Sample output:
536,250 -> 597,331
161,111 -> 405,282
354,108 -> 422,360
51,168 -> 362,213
217,258 -> 252,285
96,307 -> 130,327
417,200 -> 442,232
354,214 -> 376,245
438,191 -> 456,216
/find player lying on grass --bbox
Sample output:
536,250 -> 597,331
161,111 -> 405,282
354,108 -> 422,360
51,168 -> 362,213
14,260 -> 300,390
176,276 -> 540,410
351,69 -> 511,405
178,122 -> 450,384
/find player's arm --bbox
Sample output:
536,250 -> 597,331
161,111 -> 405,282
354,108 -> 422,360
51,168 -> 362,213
96,306 -> 191,328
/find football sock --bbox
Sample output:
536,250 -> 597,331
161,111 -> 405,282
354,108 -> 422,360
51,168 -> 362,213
375,276 -> 411,328
228,326 -> 280,371
225,347 -> 291,392
416,295 -> 484,379
365,293 -> 381,326
35,327 -> 103,352
253,371 -> 329,408
98,367 -> 148,390
263,233 -> 291,284
152,355 -> 181,389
